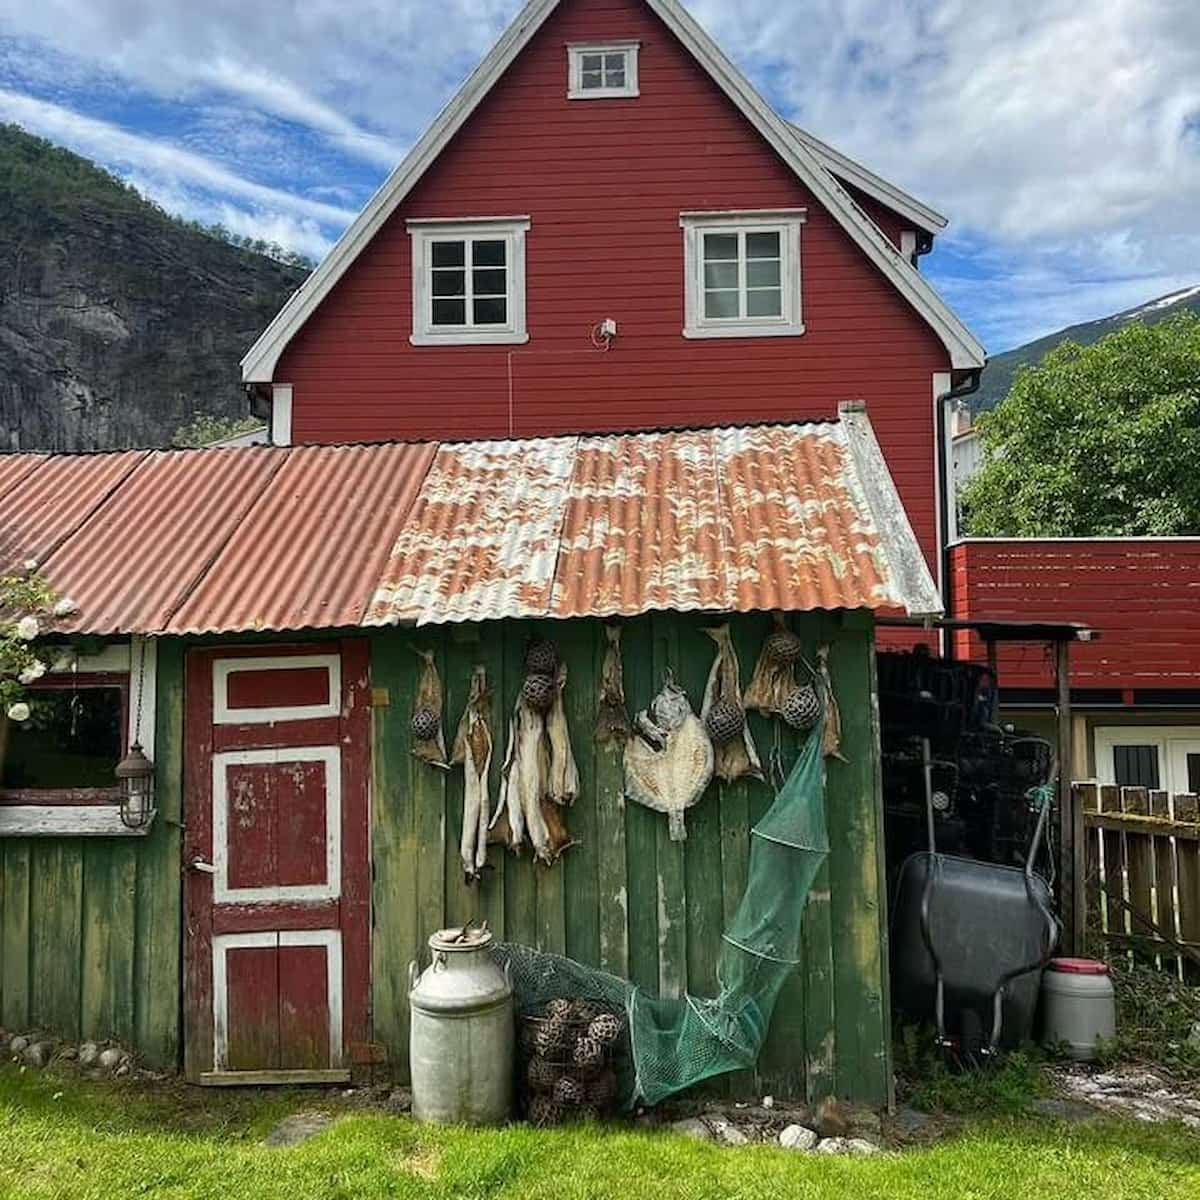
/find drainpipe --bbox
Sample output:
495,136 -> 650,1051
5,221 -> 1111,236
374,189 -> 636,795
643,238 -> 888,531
936,369 -> 983,660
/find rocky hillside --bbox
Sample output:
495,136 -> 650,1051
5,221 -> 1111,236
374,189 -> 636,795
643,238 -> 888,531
975,285 -> 1200,411
0,124 -> 309,451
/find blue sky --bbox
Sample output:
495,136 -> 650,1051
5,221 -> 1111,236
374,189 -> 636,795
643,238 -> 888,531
1,0 -> 1197,353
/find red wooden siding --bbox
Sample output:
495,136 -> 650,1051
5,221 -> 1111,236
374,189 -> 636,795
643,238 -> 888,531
277,0 -> 950,572
950,539 -> 1200,690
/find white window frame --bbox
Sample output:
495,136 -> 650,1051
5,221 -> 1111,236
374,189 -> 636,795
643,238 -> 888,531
1094,726 -> 1200,796
408,217 -> 531,347
680,211 -> 807,340
567,42 -> 640,99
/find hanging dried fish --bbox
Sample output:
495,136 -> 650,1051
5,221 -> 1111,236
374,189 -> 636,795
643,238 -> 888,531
495,694 -> 558,863
701,625 -> 762,783
546,664 -> 580,805
596,624 -> 630,745
411,647 -> 449,767
817,644 -> 847,762
451,666 -> 493,884
539,797 -> 581,863
624,673 -> 713,841
744,613 -> 801,716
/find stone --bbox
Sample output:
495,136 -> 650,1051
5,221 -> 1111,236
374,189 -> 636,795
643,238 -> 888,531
847,1106 -> 883,1136
386,1087 -> 413,1113
710,1119 -> 750,1147
263,1112 -> 336,1149
1032,1099 -> 1099,1124
59,1045 -> 78,1061
814,1098 -> 853,1138
670,1118 -> 714,1143
22,1042 -> 50,1068
845,1138 -> 881,1156
778,1125 -> 819,1152
78,1043 -> 100,1068
9,1035 -> 29,1057
97,1048 -> 124,1072
816,1138 -> 850,1155
1188,1022 -> 1200,1050
114,1063 -> 131,1078
761,1095 -> 775,1110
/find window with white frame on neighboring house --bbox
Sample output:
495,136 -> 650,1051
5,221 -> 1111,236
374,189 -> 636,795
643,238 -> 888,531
680,212 -> 807,339
1095,726 -> 1200,796
408,218 -> 530,346
568,43 -> 640,99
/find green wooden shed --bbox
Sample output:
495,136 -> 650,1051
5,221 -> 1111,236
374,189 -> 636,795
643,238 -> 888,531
0,411 -> 940,1106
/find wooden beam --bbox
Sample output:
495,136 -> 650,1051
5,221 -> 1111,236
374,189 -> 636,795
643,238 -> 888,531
0,806 -> 155,838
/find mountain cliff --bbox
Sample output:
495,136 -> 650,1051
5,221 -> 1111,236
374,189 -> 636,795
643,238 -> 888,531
0,124 -> 309,451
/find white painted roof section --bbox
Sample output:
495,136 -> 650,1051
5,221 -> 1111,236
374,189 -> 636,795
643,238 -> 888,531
790,125 -> 948,235
241,0 -> 985,383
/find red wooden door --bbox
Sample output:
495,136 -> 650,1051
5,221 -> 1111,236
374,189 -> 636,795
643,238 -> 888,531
184,643 -> 371,1084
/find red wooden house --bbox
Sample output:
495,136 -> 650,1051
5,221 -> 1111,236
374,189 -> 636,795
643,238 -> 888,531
242,0 -> 984,599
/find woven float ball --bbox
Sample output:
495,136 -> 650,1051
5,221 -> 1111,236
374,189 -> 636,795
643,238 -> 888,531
765,626 -> 804,664
522,672 -> 557,713
705,699 -> 746,745
781,685 -> 821,731
525,638 -> 560,677
410,705 -> 441,742
588,1013 -> 622,1046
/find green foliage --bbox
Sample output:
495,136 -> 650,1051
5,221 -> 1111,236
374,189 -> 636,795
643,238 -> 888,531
964,314 -> 1200,536
894,1026 -> 1047,1116
0,568 -> 65,717
172,413 -> 267,449
0,123 -> 314,269
1098,960 -> 1200,1081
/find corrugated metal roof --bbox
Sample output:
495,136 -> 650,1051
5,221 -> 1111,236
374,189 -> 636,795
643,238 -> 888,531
0,411 -> 939,637
368,412 -> 940,626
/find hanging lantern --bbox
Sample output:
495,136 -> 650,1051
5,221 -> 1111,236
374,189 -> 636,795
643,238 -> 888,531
116,742 -> 156,829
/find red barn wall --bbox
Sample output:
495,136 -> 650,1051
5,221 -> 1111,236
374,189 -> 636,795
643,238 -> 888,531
950,539 -> 1200,690
277,0 -> 951,573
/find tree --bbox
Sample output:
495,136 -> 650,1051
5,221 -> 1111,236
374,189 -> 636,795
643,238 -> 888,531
963,313 -> 1200,537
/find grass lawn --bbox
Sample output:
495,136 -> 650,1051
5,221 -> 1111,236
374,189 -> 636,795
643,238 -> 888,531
1,1065 -> 1197,1200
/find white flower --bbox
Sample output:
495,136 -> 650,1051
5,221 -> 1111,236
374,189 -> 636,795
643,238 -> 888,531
18,660 -> 46,685
52,597 -> 78,618
14,616 -> 39,641
7,702 -> 30,723
22,559 -> 37,572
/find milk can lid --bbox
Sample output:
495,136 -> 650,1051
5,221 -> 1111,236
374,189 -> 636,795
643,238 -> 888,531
429,925 -> 494,952
1048,957 -> 1109,976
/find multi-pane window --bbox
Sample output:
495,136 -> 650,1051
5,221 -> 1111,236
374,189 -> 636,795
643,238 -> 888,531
408,218 -> 530,346
568,43 -> 640,99
430,238 -> 508,329
681,212 -> 806,339
702,231 -> 783,322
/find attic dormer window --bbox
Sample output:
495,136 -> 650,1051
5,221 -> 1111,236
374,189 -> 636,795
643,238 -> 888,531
568,43 -> 640,99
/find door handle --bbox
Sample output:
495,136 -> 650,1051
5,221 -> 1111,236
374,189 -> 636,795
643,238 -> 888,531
187,857 -> 216,875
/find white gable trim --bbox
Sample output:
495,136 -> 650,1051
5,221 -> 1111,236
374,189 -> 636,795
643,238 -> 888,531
790,125 -> 948,236
241,0 -> 984,383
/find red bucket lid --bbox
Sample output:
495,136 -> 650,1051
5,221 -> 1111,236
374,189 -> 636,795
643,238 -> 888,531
1048,957 -> 1109,976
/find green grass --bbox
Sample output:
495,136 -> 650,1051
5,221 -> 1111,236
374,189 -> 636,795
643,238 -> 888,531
1,1065 -> 1197,1200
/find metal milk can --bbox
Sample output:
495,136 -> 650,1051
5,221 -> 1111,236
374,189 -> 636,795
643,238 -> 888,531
408,926 -> 514,1124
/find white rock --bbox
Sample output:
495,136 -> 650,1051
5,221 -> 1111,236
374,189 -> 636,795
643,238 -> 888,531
22,1042 -> 49,1069
845,1138 -> 881,1156
816,1138 -> 850,1155
779,1125 -> 819,1152
97,1048 -> 124,1072
671,1118 -> 713,1142
1188,1022 -> 1200,1049
10,1035 -> 29,1057
710,1119 -> 750,1147
78,1043 -> 100,1068
762,1095 -> 775,1110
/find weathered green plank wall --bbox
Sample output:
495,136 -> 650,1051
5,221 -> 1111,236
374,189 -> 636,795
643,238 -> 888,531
0,641 -> 184,1067
372,610 -> 890,1105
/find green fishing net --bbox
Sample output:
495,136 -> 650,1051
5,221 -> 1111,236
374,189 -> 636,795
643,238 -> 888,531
497,723 -> 829,1107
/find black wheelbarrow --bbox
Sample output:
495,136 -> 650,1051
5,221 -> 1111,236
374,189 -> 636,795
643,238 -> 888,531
890,741 -> 1059,1062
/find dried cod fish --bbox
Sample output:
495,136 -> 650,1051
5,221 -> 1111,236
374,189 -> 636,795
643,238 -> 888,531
452,666 -> 493,884
701,625 -> 762,783
546,664 -> 580,805
596,624 -> 631,745
411,647 -> 449,767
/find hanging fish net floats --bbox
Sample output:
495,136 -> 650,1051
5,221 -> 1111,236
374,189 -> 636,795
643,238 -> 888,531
493,719 -> 830,1110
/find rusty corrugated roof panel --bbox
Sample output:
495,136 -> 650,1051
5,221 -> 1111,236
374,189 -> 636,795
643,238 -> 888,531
0,451 -> 147,573
368,414 -> 941,627
167,441 -> 435,635
0,409 -> 938,637
47,448 -> 284,635
366,437 -> 578,626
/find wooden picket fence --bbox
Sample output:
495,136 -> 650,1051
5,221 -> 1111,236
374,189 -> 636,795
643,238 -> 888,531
1077,783 -> 1200,980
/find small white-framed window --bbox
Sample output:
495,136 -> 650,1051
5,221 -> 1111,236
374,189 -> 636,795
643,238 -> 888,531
680,211 -> 807,339
568,42 -> 640,99
408,217 -> 531,346
1095,726 -> 1200,796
